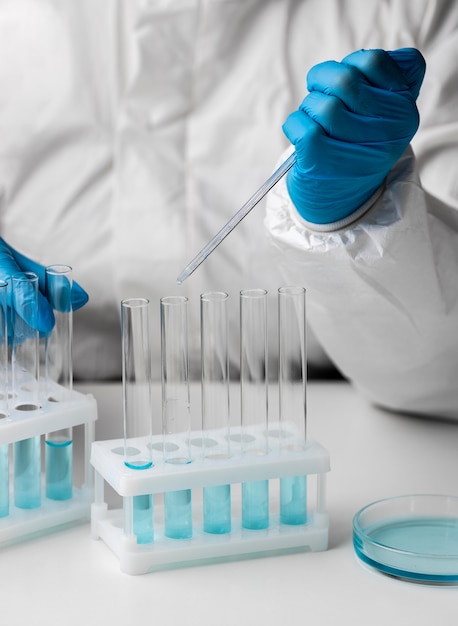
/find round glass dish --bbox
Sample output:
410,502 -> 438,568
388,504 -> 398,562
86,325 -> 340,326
353,494 -> 458,583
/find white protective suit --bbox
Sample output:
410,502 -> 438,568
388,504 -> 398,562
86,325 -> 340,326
0,1 -> 457,418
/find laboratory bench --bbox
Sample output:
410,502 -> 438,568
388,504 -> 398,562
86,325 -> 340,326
2,380 -> 458,626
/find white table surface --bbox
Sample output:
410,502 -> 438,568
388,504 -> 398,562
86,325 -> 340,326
2,381 -> 458,626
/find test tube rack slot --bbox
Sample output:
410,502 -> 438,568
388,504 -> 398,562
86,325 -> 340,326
0,383 -> 97,546
91,425 -> 330,575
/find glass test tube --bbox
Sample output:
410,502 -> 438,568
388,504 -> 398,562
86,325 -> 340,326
12,272 -> 41,509
201,292 -> 231,534
121,298 -> 154,544
0,280 -> 9,517
161,296 -> 192,539
278,286 -> 307,525
45,265 -> 73,500
240,288 -> 269,530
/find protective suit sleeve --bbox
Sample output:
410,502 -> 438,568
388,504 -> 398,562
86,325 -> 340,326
265,146 -> 458,419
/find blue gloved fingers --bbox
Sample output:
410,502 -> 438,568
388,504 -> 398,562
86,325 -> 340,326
0,237 -> 23,284
284,110 -> 396,210
306,58 -> 419,130
282,109 -> 325,151
299,89 -> 418,144
0,238 -> 55,333
340,48 -> 425,106
339,49 -> 410,92
386,48 -> 426,100
9,245 -> 89,312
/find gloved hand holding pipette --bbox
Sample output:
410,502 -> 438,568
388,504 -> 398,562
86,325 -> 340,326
283,48 -> 426,225
0,237 -> 88,334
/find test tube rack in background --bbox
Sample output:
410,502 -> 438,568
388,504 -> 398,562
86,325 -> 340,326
0,270 -> 98,547
91,288 -> 330,575
0,384 -> 97,546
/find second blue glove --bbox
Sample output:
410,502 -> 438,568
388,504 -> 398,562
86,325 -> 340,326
283,48 -> 426,225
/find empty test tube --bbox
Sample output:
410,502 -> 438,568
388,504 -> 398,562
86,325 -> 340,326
161,296 -> 192,539
11,272 -> 41,509
45,265 -> 73,500
121,298 -> 154,544
201,291 -> 231,534
278,286 -> 307,525
0,280 -> 9,517
240,288 -> 269,530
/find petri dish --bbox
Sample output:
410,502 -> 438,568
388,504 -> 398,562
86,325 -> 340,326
353,494 -> 458,584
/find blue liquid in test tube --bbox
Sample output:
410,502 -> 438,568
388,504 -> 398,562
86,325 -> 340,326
203,484 -> 231,534
0,444 -> 9,517
12,273 -> 42,509
133,494 -> 154,544
240,289 -> 269,531
242,480 -> 269,530
278,287 -> 308,526
201,292 -> 231,535
45,439 -> 73,501
122,298 -> 154,544
161,297 -> 193,540
14,436 -> 41,509
280,475 -> 307,525
0,281 -> 9,517
45,266 -> 75,501
164,490 -> 192,539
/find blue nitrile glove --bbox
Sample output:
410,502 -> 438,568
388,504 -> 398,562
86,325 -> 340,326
0,237 -> 88,334
282,48 -> 426,225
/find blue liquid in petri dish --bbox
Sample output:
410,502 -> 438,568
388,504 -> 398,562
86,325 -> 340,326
45,439 -> 73,501
242,480 -> 269,530
14,436 -> 41,509
354,516 -> 458,582
203,484 -> 231,534
280,475 -> 307,525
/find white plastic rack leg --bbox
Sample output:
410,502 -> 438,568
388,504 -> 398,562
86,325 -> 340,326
0,381 -> 97,546
91,425 -> 330,575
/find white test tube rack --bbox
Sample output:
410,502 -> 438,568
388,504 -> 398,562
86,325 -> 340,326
0,380 -> 97,546
91,423 -> 330,575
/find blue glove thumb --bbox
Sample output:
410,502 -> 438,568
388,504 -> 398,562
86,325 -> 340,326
282,48 -> 426,225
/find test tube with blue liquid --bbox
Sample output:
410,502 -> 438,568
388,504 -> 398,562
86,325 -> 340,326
0,280 -> 9,517
161,296 -> 192,539
201,292 -> 231,534
240,288 -> 269,530
45,265 -> 74,500
278,286 -> 307,525
12,272 -> 41,509
121,298 -> 154,544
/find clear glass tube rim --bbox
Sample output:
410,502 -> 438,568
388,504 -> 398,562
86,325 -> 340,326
160,295 -> 189,306
278,285 -> 306,297
200,291 -> 229,303
121,297 -> 150,309
12,271 -> 39,284
240,288 -> 268,299
45,264 -> 73,276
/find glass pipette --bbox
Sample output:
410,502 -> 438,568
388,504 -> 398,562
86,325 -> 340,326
176,151 -> 296,284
